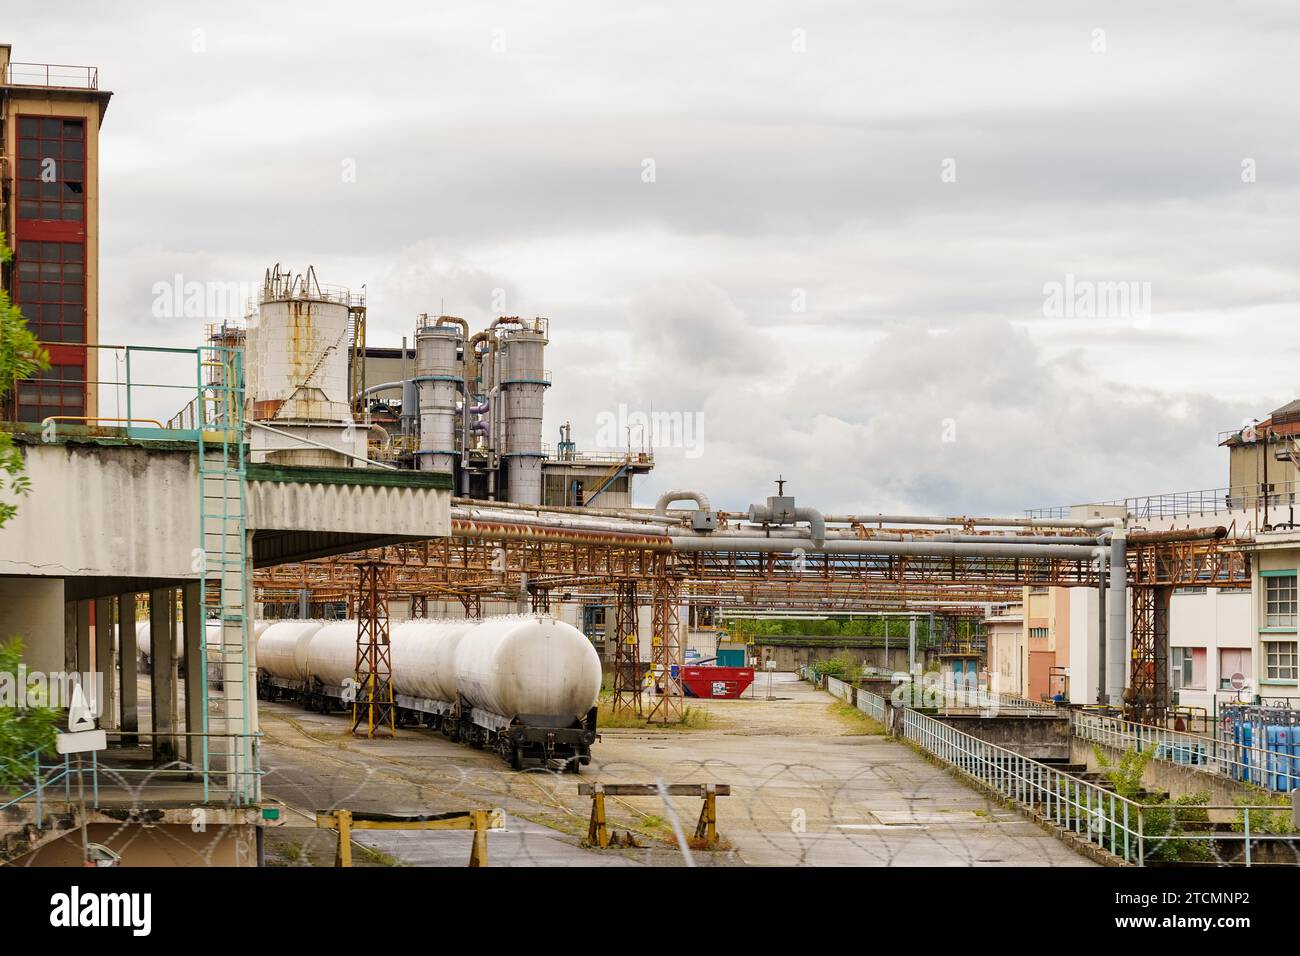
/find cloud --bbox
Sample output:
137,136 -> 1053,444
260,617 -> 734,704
9,0 -> 1298,515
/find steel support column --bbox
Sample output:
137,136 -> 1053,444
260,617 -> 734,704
647,570 -> 684,724
612,580 -> 642,717
351,563 -> 396,738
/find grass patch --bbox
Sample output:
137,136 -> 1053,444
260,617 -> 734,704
828,701 -> 885,736
597,700 -> 712,729
353,843 -> 403,867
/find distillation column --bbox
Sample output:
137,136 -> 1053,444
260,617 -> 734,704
499,321 -> 549,504
413,320 -> 464,474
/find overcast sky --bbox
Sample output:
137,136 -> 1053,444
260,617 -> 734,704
9,2 -> 1300,513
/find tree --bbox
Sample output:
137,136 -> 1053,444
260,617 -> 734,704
0,231 -> 57,790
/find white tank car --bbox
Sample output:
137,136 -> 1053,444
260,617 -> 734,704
256,615 -> 601,722
391,619 -> 475,702
133,620 -> 270,662
454,616 -> 602,726
255,620 -> 325,681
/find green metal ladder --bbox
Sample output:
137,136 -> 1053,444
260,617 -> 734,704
196,346 -> 252,803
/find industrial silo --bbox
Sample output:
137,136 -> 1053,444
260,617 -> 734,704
498,319 -> 549,504
413,317 -> 464,474
246,265 -> 363,468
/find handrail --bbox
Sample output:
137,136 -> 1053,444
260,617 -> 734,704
1073,711 -> 1300,792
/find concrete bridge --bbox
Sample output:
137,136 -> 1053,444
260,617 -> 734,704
0,425 -> 450,860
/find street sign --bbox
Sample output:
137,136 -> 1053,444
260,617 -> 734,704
56,682 -> 105,754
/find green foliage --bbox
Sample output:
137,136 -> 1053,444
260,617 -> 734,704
0,231 -> 50,529
731,616 -> 940,642
1142,792 -> 1214,863
0,638 -> 61,793
1094,745 -> 1215,862
1231,788 -> 1300,835
813,654 -> 860,679
1094,743 -> 1154,798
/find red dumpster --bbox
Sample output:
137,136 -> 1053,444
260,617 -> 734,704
680,666 -> 755,699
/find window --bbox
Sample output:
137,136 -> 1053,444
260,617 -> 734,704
1265,574 -> 1297,628
15,115 -> 86,222
13,240 -> 86,342
1219,649 -> 1252,690
1029,627 -> 1048,640
1264,641 -> 1298,682
15,363 -> 85,424
1171,647 -> 1205,690
1174,586 -> 1207,595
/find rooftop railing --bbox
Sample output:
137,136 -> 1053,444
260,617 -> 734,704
3,61 -> 99,90
1027,480 -> 1300,522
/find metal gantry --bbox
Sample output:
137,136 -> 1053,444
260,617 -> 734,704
611,579 -> 642,717
351,562 -> 396,738
251,516 -> 1253,725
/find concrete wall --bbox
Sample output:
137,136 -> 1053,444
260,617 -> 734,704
20,823 -> 257,867
757,642 -> 916,674
0,577 -> 64,673
933,713 -> 1071,761
0,442 -> 199,579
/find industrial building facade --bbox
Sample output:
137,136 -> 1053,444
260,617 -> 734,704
0,45 -> 110,425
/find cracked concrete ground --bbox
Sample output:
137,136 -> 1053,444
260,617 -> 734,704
253,672 -> 1095,867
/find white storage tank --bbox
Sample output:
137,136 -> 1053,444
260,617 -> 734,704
246,265 -> 363,467
454,616 -> 600,725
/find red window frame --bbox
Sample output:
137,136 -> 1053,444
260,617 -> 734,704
14,114 -> 86,226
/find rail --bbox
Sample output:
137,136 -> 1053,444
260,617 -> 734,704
902,707 -> 1298,865
4,61 -> 99,89
1073,711 -> 1300,793
820,672 -> 1057,715
10,342 -> 244,445
1027,479 -> 1300,521
0,732 -> 263,821
810,673 -> 1298,865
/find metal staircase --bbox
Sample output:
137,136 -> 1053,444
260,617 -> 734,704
197,346 -> 252,802
584,453 -> 631,506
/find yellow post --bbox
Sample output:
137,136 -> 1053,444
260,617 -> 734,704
469,809 -> 489,867
694,785 -> 717,845
587,785 -> 610,848
335,810 -> 353,867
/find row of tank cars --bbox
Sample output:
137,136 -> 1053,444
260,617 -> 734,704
131,615 -> 604,772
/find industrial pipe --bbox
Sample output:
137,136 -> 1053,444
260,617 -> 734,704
351,380 -> 404,403
820,513 -> 1121,530
666,535 -> 1102,560
654,490 -> 713,514
1106,528 -> 1127,706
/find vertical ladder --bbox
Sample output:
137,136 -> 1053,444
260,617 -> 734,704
197,345 -> 251,802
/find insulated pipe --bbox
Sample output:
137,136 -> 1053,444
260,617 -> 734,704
453,497 -> 682,525
731,525 -> 1098,547
1106,528 -> 1127,706
1097,552 -> 1108,705
794,507 -> 826,548
655,491 -> 712,515
435,314 -> 469,340
748,502 -> 827,547
820,513 -> 1120,530
352,380 -> 404,403
667,535 -> 1102,560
